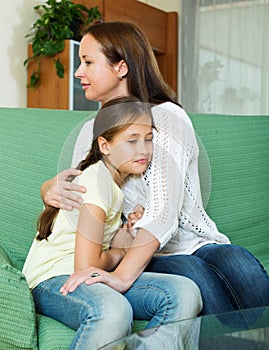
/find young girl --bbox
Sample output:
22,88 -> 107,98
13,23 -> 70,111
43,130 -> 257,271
23,96 -> 202,349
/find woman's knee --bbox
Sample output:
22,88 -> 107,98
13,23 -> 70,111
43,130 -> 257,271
196,243 -> 264,272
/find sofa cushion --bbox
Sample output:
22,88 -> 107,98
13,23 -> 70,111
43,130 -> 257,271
0,261 -> 37,349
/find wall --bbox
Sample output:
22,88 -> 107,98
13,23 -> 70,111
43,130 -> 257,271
0,0 -> 180,108
138,0 -> 179,12
0,1 -> 46,107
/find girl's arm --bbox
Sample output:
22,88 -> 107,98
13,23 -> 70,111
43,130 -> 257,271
61,228 -> 159,295
110,228 -> 160,290
75,203 -> 125,272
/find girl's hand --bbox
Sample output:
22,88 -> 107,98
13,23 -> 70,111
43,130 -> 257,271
60,268 -> 99,296
110,224 -> 134,249
41,168 -> 86,210
60,268 -> 130,295
127,204 -> 144,228
61,229 -> 160,295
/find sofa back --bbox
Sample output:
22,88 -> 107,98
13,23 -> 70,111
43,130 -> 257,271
190,113 -> 269,273
0,108 -> 268,273
0,108 -> 92,270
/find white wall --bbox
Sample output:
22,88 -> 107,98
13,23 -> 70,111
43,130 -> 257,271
0,0 -> 180,108
0,1 -> 45,107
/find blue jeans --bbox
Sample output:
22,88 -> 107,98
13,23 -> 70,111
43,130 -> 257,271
32,272 -> 202,349
145,244 -> 269,316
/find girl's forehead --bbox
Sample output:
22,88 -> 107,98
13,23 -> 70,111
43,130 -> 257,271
123,117 -> 153,132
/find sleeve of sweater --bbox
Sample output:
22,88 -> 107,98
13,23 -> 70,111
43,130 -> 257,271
71,118 -> 94,168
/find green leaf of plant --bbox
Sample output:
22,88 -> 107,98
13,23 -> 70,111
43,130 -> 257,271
28,70 -> 41,89
54,58 -> 64,79
25,0 -> 101,88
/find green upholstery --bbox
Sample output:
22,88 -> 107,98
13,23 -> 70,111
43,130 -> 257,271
190,114 -> 269,272
0,246 -> 37,349
0,107 -> 268,349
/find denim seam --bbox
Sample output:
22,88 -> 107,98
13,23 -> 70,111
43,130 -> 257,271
207,263 -> 244,310
127,285 -> 170,327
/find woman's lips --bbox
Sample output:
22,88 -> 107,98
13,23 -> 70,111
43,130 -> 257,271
81,83 -> 90,90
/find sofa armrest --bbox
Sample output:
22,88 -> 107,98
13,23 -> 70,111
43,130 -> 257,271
0,245 -> 38,349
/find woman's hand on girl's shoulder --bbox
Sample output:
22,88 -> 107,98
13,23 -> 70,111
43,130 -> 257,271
41,168 -> 87,210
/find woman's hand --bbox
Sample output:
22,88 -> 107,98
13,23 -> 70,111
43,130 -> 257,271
41,168 -> 86,210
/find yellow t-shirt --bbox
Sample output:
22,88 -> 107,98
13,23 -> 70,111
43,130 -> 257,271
23,161 -> 124,289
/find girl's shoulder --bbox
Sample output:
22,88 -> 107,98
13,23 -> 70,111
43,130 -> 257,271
79,160 -> 105,179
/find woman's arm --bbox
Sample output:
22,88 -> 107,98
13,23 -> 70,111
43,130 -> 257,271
75,204 -> 125,272
41,118 -> 94,210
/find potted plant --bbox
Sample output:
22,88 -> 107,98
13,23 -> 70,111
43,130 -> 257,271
24,0 -> 101,89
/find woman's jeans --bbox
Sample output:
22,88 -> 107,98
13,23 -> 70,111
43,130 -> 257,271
32,272 -> 202,350
146,244 -> 269,315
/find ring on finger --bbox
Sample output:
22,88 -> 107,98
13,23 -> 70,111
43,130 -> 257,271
90,272 -> 100,278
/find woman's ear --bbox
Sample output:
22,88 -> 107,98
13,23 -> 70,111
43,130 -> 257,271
98,136 -> 110,156
114,60 -> 128,79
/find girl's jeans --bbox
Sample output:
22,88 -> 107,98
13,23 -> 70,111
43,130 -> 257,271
146,244 -> 269,315
32,272 -> 202,349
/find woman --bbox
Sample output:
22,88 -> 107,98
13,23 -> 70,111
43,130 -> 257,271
42,21 -> 269,317
24,97 -> 202,349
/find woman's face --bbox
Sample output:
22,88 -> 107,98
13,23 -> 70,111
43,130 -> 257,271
75,34 -> 129,106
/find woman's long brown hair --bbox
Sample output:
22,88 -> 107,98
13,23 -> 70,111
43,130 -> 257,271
82,21 -> 181,106
36,96 -> 153,240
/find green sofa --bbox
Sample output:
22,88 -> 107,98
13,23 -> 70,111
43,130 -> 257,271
0,107 -> 268,349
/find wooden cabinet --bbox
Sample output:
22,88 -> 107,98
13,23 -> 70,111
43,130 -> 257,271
27,0 -> 178,109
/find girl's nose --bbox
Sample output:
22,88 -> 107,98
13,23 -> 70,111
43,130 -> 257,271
138,140 -> 150,155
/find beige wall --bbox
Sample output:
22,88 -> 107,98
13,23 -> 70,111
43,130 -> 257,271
0,0 -> 179,108
138,0 -> 179,12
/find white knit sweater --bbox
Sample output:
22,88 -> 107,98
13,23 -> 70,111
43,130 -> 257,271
72,102 -> 230,255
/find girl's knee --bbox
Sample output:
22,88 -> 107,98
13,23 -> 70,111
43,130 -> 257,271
170,275 -> 203,316
147,274 -> 203,320
109,294 -> 133,325
86,292 -> 133,334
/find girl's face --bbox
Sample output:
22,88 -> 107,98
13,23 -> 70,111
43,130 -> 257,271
75,34 -> 129,106
100,114 -> 153,184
